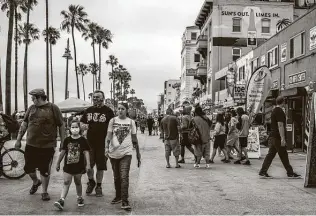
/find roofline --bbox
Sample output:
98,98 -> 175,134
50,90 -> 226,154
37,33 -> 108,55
195,0 -> 213,26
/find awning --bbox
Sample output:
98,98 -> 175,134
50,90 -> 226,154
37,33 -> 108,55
266,89 -> 279,100
280,87 -> 307,97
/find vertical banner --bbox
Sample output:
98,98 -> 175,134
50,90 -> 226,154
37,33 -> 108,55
246,66 -> 272,123
280,43 -> 287,63
247,126 -> 261,159
305,92 -> 316,187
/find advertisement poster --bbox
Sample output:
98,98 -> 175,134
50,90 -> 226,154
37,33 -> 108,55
247,126 -> 261,159
281,43 -> 287,62
247,31 -> 257,46
246,66 -> 272,123
234,84 -> 246,101
261,55 -> 265,66
310,26 -> 316,51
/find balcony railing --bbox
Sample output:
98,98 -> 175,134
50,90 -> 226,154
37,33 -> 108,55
197,62 -> 207,68
197,35 -> 207,41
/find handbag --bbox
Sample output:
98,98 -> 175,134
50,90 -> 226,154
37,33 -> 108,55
188,119 -> 202,146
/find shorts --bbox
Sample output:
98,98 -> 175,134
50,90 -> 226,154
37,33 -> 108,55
90,148 -> 108,171
239,137 -> 248,148
181,133 -> 192,148
24,145 -> 55,177
213,134 -> 227,150
164,139 -> 180,157
194,142 -> 210,160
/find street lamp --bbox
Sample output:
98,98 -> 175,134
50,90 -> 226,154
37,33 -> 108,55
62,38 -> 73,100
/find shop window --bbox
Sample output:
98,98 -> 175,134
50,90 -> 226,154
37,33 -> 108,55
268,46 -> 278,68
232,17 -> 241,32
191,32 -> 197,40
251,58 -> 259,74
261,18 -> 271,34
232,48 -> 241,61
290,32 -> 305,59
194,54 -> 200,62
238,66 -> 245,81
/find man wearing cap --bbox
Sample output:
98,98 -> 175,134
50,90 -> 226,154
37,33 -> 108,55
80,90 -> 115,197
15,88 -> 65,201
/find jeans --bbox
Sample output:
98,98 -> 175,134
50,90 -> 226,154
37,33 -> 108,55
110,155 -> 132,202
260,137 -> 294,175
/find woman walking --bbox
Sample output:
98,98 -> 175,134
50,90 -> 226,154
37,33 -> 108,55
179,106 -> 195,163
105,102 -> 141,211
226,110 -> 241,160
209,113 -> 230,163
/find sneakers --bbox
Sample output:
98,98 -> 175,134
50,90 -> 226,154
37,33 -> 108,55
121,201 -> 131,211
259,172 -> 273,179
206,164 -> 210,169
41,193 -> 50,201
234,160 -> 241,164
287,173 -> 302,179
194,164 -> 200,168
111,197 -> 122,204
86,181 -> 96,195
243,160 -> 251,165
77,197 -> 84,207
222,159 -> 230,163
30,180 -> 42,195
95,186 -> 103,197
178,159 -> 185,163
54,198 -> 65,210
209,160 -> 214,164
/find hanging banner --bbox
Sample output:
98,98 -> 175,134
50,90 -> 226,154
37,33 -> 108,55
247,126 -> 261,159
280,43 -> 287,63
246,66 -> 272,123
310,26 -> 316,51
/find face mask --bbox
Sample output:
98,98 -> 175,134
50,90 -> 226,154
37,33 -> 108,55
71,128 -> 80,135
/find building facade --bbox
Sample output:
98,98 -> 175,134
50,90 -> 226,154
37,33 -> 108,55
193,0 -> 310,106
163,79 -> 180,113
213,5 -> 316,150
180,26 -> 200,105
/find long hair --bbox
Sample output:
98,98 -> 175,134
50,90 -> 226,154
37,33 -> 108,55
216,113 -> 225,126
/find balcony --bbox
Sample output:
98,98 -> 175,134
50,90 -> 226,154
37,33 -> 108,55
197,35 -> 207,58
196,62 -> 207,76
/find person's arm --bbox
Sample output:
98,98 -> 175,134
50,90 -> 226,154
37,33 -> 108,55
214,123 -> 221,135
53,105 -> 66,151
79,110 -> 89,131
56,150 -> 66,172
83,151 -> 91,171
15,107 -> 31,149
131,120 -> 141,166
105,118 -> 114,154
278,122 -> 286,146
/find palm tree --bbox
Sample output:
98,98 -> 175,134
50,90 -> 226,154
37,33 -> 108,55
18,22 -> 40,110
96,27 -> 112,90
276,18 -> 291,32
130,89 -> 135,98
43,26 -> 60,103
77,63 -> 89,101
61,4 -> 89,99
88,63 -> 99,92
106,55 -> 118,103
23,0 -> 38,110
82,22 -> 98,89
122,72 -> 131,100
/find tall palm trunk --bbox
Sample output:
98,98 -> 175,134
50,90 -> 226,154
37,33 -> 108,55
81,74 -> 86,101
23,0 -> 31,111
5,3 -> 15,115
14,7 -> 18,112
92,43 -> 96,92
71,25 -> 80,99
112,65 -> 115,108
45,0 -> 49,101
0,59 -> 3,111
50,43 -> 54,103
98,44 -> 101,90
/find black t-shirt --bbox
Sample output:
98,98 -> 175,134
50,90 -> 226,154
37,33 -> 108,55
62,136 -> 90,174
80,105 -> 115,144
270,107 -> 286,140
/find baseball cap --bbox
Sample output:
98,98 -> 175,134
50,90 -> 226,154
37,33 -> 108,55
29,88 -> 46,97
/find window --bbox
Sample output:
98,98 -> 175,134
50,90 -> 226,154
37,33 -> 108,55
251,58 -> 259,74
232,17 -> 241,32
268,46 -> 278,68
290,32 -> 305,59
238,66 -> 245,81
169,84 -> 171,87
191,32 -> 197,40
261,19 -> 271,33
194,54 -> 200,62
232,48 -> 241,61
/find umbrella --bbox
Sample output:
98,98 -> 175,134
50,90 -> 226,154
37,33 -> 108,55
56,98 -> 92,113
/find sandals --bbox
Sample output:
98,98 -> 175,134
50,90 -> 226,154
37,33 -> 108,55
166,165 -> 171,168
175,165 -> 181,168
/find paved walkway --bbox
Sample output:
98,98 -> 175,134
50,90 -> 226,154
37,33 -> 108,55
0,134 -> 316,214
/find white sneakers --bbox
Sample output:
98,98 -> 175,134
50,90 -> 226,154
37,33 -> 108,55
194,164 -> 210,169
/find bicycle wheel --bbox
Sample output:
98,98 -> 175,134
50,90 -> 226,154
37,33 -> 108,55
1,148 -> 26,179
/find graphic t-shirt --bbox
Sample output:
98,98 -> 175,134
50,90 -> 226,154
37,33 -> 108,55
62,136 -> 90,174
80,105 -> 114,146
107,117 -> 137,159
270,107 -> 286,140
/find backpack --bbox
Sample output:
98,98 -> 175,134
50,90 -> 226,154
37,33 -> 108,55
188,119 -> 202,146
1,113 -> 19,133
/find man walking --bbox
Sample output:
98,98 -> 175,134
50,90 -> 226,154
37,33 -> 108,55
161,109 -> 181,168
259,96 -> 301,178
147,114 -> 154,136
80,90 -> 115,197
15,89 -> 65,201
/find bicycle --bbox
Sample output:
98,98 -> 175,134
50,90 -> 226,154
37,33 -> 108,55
0,139 -> 26,179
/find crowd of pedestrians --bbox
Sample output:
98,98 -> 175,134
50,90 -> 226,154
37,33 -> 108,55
14,88 -> 141,211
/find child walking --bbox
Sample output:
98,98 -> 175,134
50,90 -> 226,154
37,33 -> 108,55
54,120 -> 90,210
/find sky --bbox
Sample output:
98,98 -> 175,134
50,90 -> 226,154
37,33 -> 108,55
0,0 -> 204,112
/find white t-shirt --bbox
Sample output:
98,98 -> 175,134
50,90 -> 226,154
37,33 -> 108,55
108,117 -> 137,159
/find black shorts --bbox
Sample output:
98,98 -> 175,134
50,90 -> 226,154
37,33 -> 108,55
239,137 -> 248,148
24,145 -> 55,177
88,140 -> 107,171
213,134 -> 226,150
